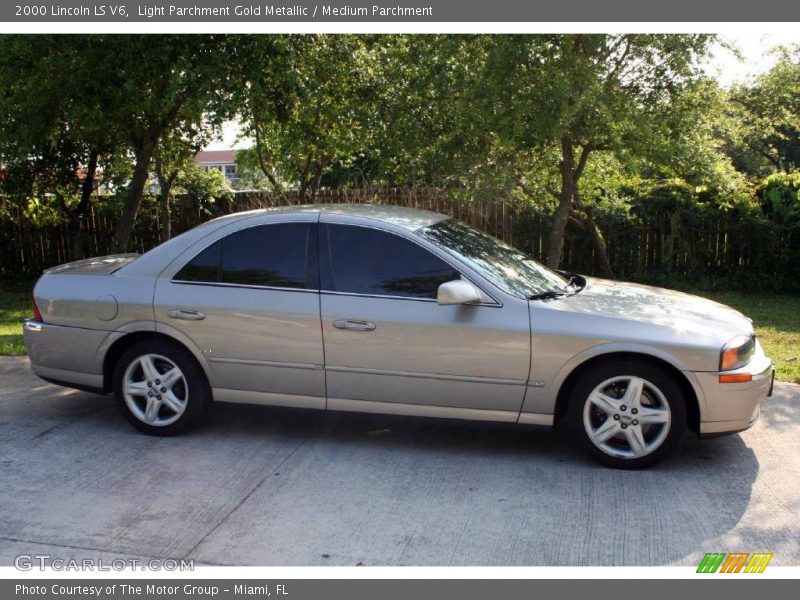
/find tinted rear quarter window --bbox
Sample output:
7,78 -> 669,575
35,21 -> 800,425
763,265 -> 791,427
174,242 -> 221,282
175,223 -> 312,289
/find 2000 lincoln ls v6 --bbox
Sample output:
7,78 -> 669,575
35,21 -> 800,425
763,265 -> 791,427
23,204 -> 774,468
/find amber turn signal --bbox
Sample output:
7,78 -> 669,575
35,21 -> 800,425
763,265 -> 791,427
720,347 -> 742,371
31,294 -> 43,323
719,373 -> 752,384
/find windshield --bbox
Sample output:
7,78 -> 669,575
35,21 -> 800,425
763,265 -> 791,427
419,219 -> 571,298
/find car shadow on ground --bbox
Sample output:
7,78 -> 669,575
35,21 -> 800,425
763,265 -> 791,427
155,395 -> 763,563
1,381 -> 773,566
200,401 -> 763,565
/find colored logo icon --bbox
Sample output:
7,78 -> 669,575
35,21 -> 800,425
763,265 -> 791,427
697,552 -> 773,573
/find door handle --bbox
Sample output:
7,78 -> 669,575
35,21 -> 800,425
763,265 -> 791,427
167,309 -> 206,321
332,319 -> 376,332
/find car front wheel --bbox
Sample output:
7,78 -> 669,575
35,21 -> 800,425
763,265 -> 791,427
569,360 -> 687,469
113,339 -> 211,435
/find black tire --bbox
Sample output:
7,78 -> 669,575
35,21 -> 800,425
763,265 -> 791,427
568,359 -> 687,469
113,339 -> 211,436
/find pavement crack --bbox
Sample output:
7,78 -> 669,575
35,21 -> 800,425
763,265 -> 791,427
31,424 -> 59,440
181,437 -> 308,561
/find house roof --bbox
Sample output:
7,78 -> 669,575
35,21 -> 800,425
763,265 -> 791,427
195,150 -> 237,164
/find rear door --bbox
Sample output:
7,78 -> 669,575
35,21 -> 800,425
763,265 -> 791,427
153,218 -> 325,408
318,220 -> 531,420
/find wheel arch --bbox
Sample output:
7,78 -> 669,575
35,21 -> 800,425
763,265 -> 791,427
552,350 -> 701,434
101,327 -> 212,393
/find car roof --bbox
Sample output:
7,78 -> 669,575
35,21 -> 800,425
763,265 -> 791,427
228,203 -> 450,231
119,203 -> 451,278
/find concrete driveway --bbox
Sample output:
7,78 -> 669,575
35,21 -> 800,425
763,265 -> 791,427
1,356 -> 798,566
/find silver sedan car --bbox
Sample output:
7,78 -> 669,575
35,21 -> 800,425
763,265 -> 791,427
23,204 -> 773,468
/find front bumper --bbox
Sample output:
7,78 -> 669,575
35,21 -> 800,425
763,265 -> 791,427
693,342 -> 773,436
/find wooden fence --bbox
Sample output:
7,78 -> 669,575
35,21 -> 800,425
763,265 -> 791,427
0,189 -> 524,277
1,188 -> 798,288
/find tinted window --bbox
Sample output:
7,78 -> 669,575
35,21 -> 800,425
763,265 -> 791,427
174,242 -> 221,282
175,223 -> 312,289
322,225 -> 460,298
222,224 -> 310,288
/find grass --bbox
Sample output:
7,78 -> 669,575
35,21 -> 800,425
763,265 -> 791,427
0,283 -> 30,356
1,281 -> 798,382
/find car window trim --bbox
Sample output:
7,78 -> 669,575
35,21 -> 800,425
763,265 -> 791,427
318,221 -> 502,307
169,280 -> 321,294
321,290 -> 438,303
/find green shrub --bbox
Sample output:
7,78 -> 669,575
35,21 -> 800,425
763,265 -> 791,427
176,164 -> 234,215
757,172 -> 800,225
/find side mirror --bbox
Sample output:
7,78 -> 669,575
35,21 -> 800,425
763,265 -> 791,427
437,280 -> 482,306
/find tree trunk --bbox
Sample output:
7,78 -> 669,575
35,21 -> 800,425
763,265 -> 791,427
159,188 -> 171,243
571,190 -> 613,278
546,137 -> 576,270
589,227 -> 613,277
581,207 -> 613,277
310,159 -> 324,201
66,149 -> 99,260
113,137 -> 158,252
154,155 -> 178,244
546,138 -> 613,277
253,125 -> 284,195
297,154 -> 314,202
77,149 -> 98,216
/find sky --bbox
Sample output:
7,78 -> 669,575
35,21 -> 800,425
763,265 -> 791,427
708,31 -> 800,87
205,32 -> 800,151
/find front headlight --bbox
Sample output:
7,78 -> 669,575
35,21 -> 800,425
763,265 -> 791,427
720,335 -> 756,371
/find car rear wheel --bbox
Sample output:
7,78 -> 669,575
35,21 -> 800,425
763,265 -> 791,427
569,360 -> 686,469
113,339 -> 211,435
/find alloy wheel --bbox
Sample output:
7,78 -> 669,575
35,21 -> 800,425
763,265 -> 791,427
582,375 -> 671,459
122,354 -> 188,427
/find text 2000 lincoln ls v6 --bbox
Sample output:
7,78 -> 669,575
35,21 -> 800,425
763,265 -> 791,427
23,204 -> 773,468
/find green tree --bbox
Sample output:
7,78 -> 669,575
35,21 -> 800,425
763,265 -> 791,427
729,46 -> 800,174
477,34 -> 715,273
176,163 -> 234,213
0,36 -> 126,257
370,35 -> 495,189
239,35 -> 379,200
757,172 -> 800,225
234,148 -> 272,190
98,35 -> 241,250
0,35 -> 245,252
152,131 -> 210,243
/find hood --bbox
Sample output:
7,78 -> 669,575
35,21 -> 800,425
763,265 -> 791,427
43,254 -> 140,276
551,277 -> 754,340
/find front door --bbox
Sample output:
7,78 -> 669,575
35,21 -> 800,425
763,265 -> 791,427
318,221 -> 530,420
